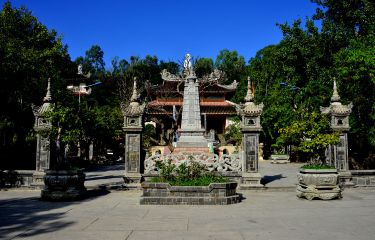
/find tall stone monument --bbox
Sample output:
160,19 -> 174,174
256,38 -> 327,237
237,77 -> 264,188
123,78 -> 145,184
176,54 -> 208,150
321,78 -> 353,185
32,78 -> 53,186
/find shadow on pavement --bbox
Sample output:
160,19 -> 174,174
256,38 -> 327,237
0,188 -> 110,239
85,175 -> 123,181
261,174 -> 286,185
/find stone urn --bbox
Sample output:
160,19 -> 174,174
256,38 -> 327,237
296,168 -> 342,200
41,169 -> 86,201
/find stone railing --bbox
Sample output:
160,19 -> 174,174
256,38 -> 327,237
144,152 -> 241,174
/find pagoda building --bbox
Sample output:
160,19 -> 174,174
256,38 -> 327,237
145,55 -> 238,148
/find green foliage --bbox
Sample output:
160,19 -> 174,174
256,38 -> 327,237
143,124 -> 156,148
242,0 -> 375,165
153,160 -> 227,186
159,60 -> 180,75
301,164 -> 336,170
215,49 -> 246,83
155,159 -> 176,182
277,111 -> 340,163
151,174 -> 227,186
194,57 -> 214,78
0,2 -> 73,168
80,45 -> 105,76
224,119 -> 242,146
44,101 -> 122,158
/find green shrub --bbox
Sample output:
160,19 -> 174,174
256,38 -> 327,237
301,164 -> 336,170
152,160 -> 227,186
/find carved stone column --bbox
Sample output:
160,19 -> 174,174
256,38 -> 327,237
31,78 -> 53,187
122,78 -> 145,184
237,77 -> 264,188
321,79 -> 353,186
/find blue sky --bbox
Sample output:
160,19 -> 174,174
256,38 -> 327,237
4,0 -> 318,67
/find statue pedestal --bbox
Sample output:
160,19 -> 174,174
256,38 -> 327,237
124,173 -> 142,189
31,171 -> 45,188
175,128 -> 208,150
240,172 -> 263,189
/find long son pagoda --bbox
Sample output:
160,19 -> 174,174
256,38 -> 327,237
145,54 -> 238,153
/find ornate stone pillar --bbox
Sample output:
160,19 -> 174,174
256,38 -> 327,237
321,78 -> 353,186
237,77 -> 264,188
122,78 -> 145,184
31,78 -> 54,186
175,54 -> 208,151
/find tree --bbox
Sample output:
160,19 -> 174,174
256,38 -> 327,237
0,1 -> 73,168
242,0 -> 374,164
82,45 -> 105,76
215,49 -> 246,83
159,60 -> 180,75
194,57 -> 214,78
276,111 -> 339,164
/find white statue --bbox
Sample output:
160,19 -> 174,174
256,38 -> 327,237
184,53 -> 192,71
77,64 -> 83,75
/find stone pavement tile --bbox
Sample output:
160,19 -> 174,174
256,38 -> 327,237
141,205 -> 201,219
13,230 -> 131,240
85,216 -> 188,231
239,229 -> 359,240
188,215 -> 286,232
128,230 -> 244,240
104,207 -> 151,218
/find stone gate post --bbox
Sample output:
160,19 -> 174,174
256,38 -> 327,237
238,77 -> 264,188
321,79 -> 353,186
31,78 -> 53,187
122,78 -> 145,184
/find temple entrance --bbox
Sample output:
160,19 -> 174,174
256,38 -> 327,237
205,115 -> 226,134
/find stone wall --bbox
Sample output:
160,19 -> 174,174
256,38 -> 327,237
140,182 -> 240,205
351,170 -> 375,187
16,170 -> 34,186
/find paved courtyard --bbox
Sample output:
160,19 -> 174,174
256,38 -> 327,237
1,188 -> 375,240
1,161 -> 374,240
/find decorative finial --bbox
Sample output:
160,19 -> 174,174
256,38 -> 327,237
130,77 -> 138,101
331,77 -> 341,102
244,76 -> 253,102
43,78 -> 52,102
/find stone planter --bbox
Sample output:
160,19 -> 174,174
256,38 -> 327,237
41,169 -> 87,201
296,168 -> 342,200
140,182 -> 241,205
